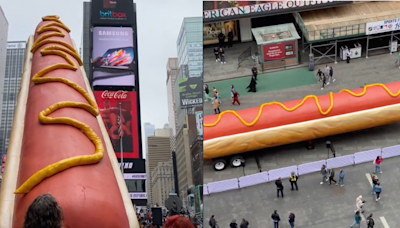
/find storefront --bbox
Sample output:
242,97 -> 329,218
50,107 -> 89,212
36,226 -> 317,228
203,20 -> 240,45
252,23 -> 300,70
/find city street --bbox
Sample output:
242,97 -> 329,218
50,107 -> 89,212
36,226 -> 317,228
204,156 -> 400,228
204,53 -> 400,184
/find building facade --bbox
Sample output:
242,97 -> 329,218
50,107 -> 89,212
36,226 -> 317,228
150,161 -> 174,206
176,17 -> 203,78
166,58 -> 179,142
82,1 -> 91,79
0,42 -> 26,157
146,131 -> 171,204
0,5 -> 8,156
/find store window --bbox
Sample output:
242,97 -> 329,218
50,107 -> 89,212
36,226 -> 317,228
203,21 -> 239,45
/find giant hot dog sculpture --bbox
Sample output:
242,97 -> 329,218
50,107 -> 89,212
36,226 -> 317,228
0,16 -> 138,228
204,82 -> 400,159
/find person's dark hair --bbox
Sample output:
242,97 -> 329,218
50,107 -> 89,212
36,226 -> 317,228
376,156 -> 380,160
23,194 -> 63,228
274,210 -> 277,213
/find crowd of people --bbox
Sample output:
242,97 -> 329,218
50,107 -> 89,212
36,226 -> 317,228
316,65 -> 336,90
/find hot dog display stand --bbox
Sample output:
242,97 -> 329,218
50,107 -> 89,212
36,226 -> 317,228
252,23 -> 301,70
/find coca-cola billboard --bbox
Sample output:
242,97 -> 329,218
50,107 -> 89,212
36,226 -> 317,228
93,91 -> 140,159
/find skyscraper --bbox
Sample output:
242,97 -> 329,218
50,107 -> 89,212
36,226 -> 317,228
82,1 -> 91,78
150,161 -> 174,206
166,58 -> 178,150
0,42 -> 26,156
144,122 -> 156,139
0,6 -> 8,153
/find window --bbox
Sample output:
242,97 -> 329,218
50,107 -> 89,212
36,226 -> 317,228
125,179 -> 146,192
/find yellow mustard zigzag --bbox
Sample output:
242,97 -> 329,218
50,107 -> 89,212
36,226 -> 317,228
14,15 -> 104,194
204,83 -> 400,128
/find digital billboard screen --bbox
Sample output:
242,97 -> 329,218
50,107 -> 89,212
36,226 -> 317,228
91,0 -> 135,26
92,27 -> 135,87
93,90 -> 140,159
179,76 -> 203,108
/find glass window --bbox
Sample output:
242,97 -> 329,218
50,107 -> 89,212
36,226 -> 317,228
125,179 -> 146,192
203,21 -> 239,45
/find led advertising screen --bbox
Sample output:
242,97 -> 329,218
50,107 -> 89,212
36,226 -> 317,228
93,90 -> 140,159
91,0 -> 135,26
179,76 -> 203,108
92,27 -> 135,87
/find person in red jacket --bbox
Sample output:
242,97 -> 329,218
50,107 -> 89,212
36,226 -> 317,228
373,156 -> 383,174
232,90 -> 240,106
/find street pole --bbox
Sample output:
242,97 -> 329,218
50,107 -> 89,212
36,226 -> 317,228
119,102 -> 124,176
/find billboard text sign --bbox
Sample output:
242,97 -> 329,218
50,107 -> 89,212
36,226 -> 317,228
263,41 -> 296,61
91,0 -> 135,26
92,27 -> 135,87
179,77 -> 203,108
366,18 -> 400,35
94,91 -> 140,159
195,111 -> 203,136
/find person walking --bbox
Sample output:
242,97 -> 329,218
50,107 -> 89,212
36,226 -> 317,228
240,219 -> 249,228
366,214 -> 375,228
230,219 -> 238,228
328,168 -> 338,185
247,76 -> 257,92
321,72 -> 327,90
346,52 -> 351,63
232,90 -> 240,106
316,69 -> 324,83
320,165 -> 328,184
356,195 -> 365,214
374,182 -> 382,201
230,85 -> 235,101
339,169 -> 345,187
329,66 -> 336,83
209,215 -> 217,228
213,97 -> 221,114
371,174 -> 379,195
219,47 -> 226,64
217,32 -> 225,48
289,172 -> 298,190
212,87 -> 221,104
204,84 -> 211,101
275,177 -> 284,198
251,66 -> 258,80
214,47 -> 220,62
373,156 -> 383,174
227,30 -> 234,48
324,65 -> 331,85
271,210 -> 281,228
288,211 -> 295,228
350,211 -> 361,228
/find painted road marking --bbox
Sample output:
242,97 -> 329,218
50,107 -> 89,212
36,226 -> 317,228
365,173 -> 373,187
380,216 -> 390,228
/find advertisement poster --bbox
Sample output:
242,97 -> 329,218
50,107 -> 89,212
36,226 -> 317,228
179,76 -> 203,108
92,27 -> 135,87
91,0 -> 135,26
93,90 -> 140,159
203,0 -> 349,20
195,111 -> 203,136
366,18 -> 400,35
263,41 -> 296,61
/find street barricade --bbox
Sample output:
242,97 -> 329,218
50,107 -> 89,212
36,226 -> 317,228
238,171 -> 269,188
268,166 -> 297,181
298,160 -> 326,176
326,154 -> 354,169
381,145 -> 400,159
207,178 -> 239,194
354,149 -> 381,165
204,184 -> 209,195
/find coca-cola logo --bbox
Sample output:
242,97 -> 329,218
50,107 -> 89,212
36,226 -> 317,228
101,90 -> 128,99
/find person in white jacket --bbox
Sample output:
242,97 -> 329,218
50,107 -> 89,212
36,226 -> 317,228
356,195 -> 365,214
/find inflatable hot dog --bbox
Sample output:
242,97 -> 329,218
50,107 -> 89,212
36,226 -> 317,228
0,16 -> 138,228
204,82 -> 400,160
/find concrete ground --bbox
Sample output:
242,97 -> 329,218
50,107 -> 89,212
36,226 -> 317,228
203,52 -> 400,184
204,156 -> 400,228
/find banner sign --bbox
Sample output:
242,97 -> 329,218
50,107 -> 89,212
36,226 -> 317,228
123,173 -> 147,180
93,91 -> 140,159
7,42 -> 26,49
366,18 -> 400,35
195,111 -> 203,136
91,0 -> 135,26
129,192 -> 147,199
263,41 -> 296,61
179,76 -> 203,108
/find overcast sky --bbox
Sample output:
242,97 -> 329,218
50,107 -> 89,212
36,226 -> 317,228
0,0 -> 201,156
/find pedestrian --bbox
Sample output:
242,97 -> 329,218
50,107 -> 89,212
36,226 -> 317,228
366,214 -> 375,228
321,72 -> 327,90
289,171 -> 298,190
275,177 -> 284,198
271,210 -> 280,228
227,29 -> 234,48
338,169 -> 345,187
217,32 -> 225,48
329,66 -> 336,83
209,215 -> 216,228
371,174 -> 378,195
212,87 -> 221,104
230,85 -> 235,99
240,218 -> 249,228
316,69 -> 324,83
247,76 -> 257,92
373,156 -> 383,174
328,168 -> 338,185
251,66 -> 258,80
346,52 -> 351,63
230,219 -> 237,228
288,211 -> 295,228
204,84 -> 211,101
232,90 -> 240,106
320,164 -> 328,184
374,182 -> 381,201
350,211 -> 361,228
325,65 -> 331,85
356,195 -> 365,214
213,96 -> 221,114
219,47 -> 226,64
214,47 -> 220,62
